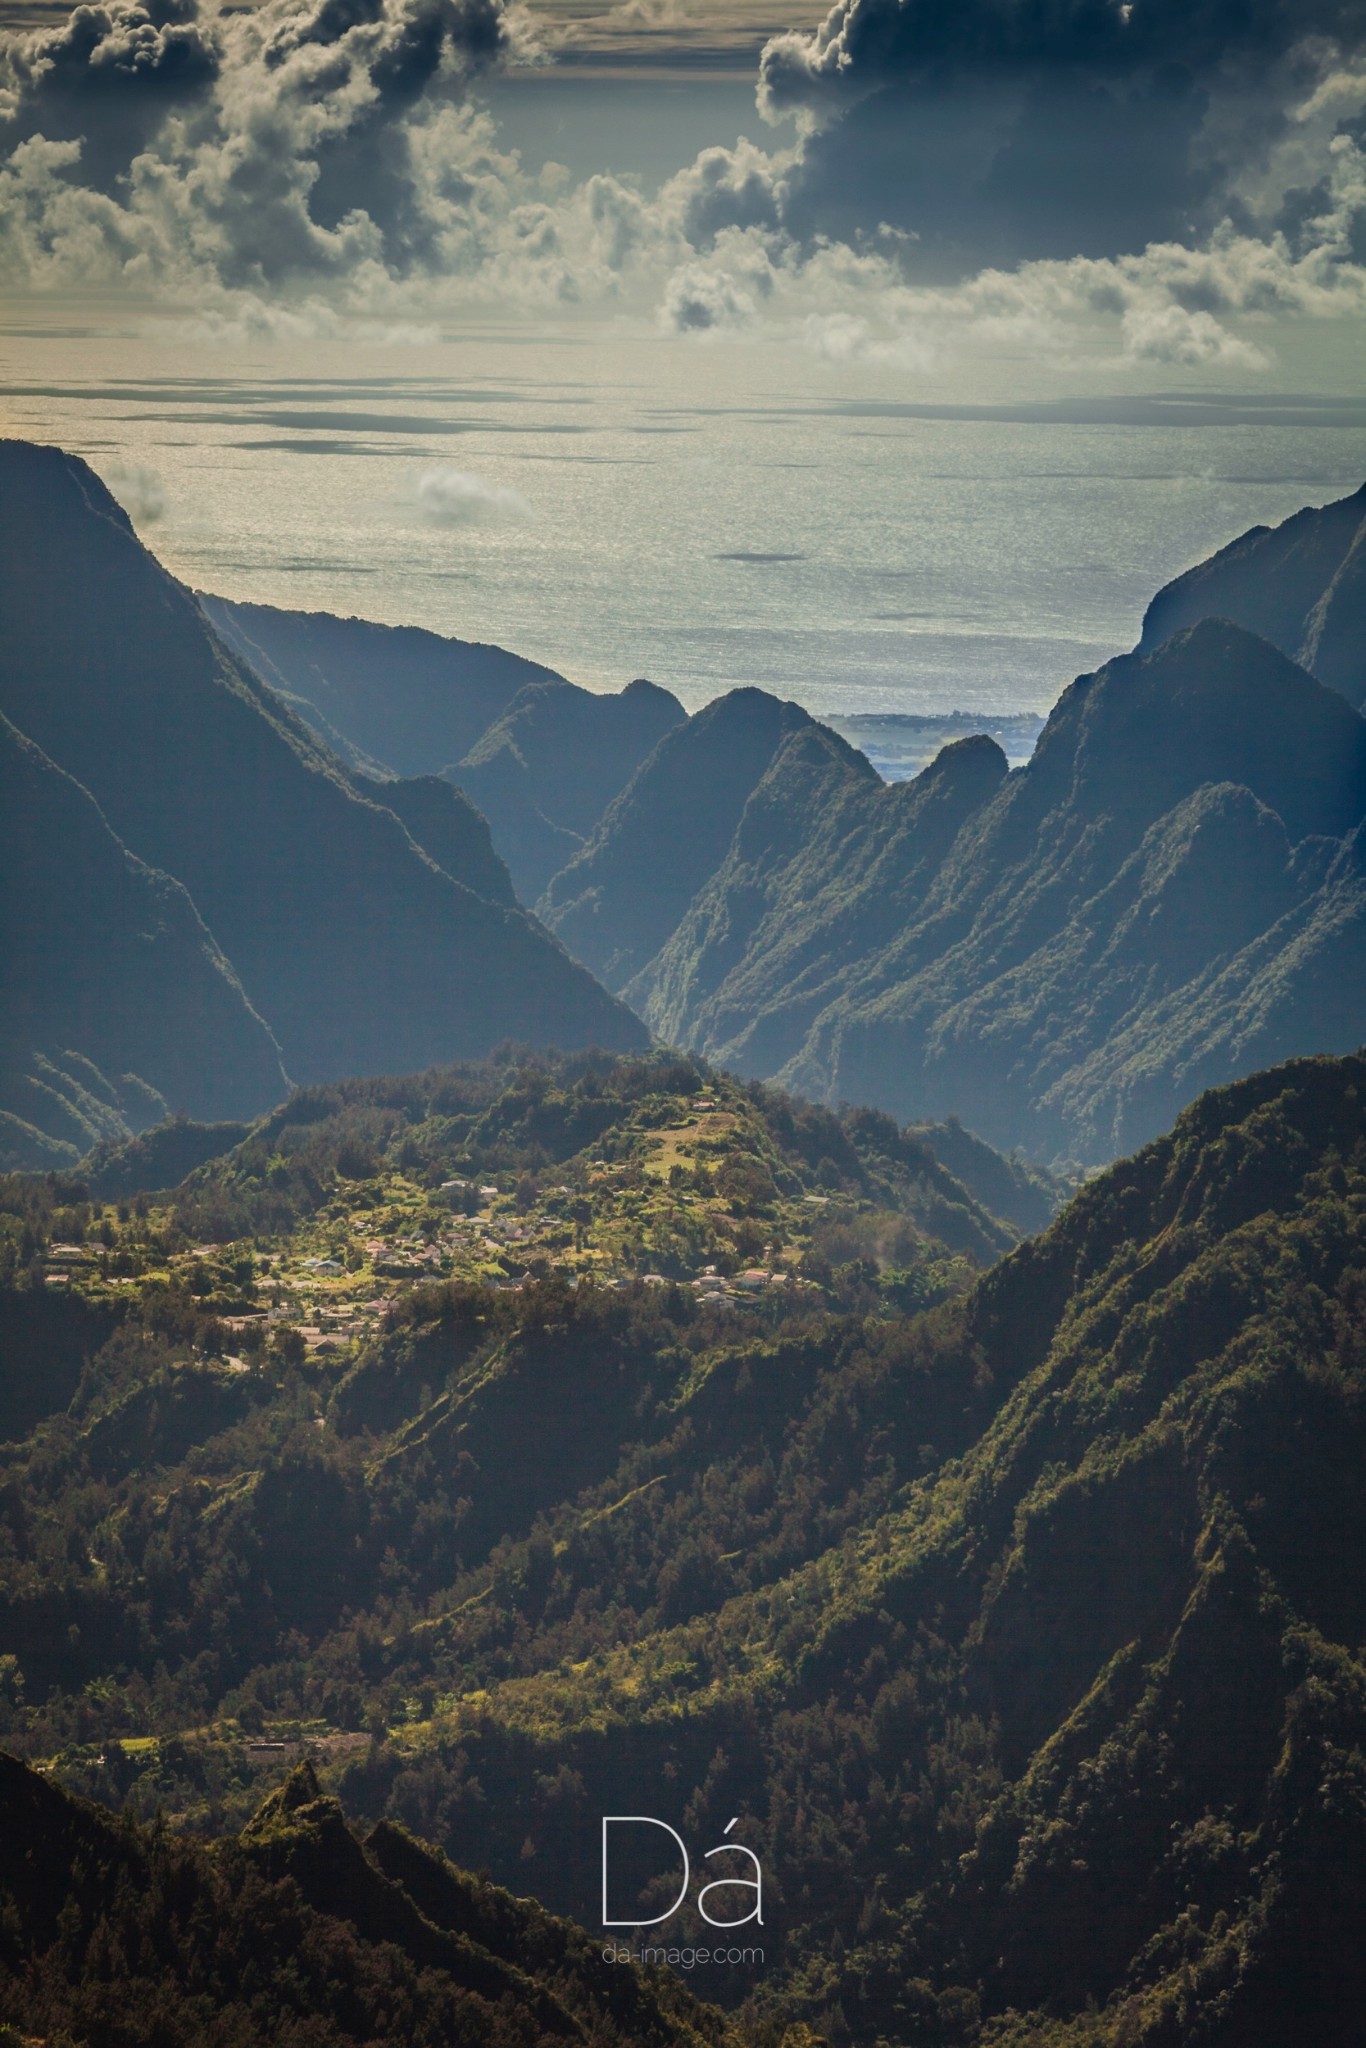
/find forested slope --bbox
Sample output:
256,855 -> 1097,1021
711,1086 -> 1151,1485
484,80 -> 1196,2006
0,1053 -> 1359,2042
0,1750 -> 748,2048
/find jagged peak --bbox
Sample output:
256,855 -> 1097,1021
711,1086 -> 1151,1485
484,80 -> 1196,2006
767,715 -> 879,776
242,1757 -> 327,1835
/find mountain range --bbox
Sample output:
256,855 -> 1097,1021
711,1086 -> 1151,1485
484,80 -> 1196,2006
0,443 -> 644,1170
561,615 -> 1364,1162
194,481 -> 1366,1167
4,449 -> 1363,1177
205,592 -> 688,900
3,450 -> 1363,2048
0,1048 -> 1360,2044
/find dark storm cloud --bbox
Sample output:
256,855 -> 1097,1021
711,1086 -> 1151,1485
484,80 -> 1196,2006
759,0 -> 1366,116
728,0 -> 1366,272
0,0 -> 526,290
4,0 -> 219,185
777,68 -> 1218,263
1,0 -> 1362,324
259,0 -> 510,267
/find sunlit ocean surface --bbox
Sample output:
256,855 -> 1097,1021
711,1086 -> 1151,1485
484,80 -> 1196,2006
4,322 -> 1364,718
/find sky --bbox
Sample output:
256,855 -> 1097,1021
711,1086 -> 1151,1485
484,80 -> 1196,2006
1,0 -> 1364,712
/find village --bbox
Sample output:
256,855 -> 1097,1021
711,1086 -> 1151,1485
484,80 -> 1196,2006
33,1088 -> 825,1362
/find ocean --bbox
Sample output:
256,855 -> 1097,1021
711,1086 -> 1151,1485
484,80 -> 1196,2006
4,318 -> 1364,726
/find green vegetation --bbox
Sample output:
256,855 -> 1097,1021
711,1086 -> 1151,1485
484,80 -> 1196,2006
0,1048 -> 1360,2043
0,1048 -> 1038,1798
0,1749 -> 765,2047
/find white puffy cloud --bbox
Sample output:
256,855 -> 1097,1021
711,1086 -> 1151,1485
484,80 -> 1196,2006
414,465 -> 530,523
103,459 -> 168,521
658,259 -> 754,331
643,107 -> 1366,366
1119,302 -> 1271,366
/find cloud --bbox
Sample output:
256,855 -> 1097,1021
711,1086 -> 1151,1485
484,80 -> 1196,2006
646,122 -> 1366,366
739,0 -> 1366,273
1119,301 -> 1270,366
153,294 -> 439,342
95,462 -> 168,528
0,0 -> 1362,380
757,0 -> 1366,121
601,0 -> 691,29
414,465 -> 530,523
3,0 -> 220,188
0,0 -> 535,294
103,458 -> 168,521
659,259 -> 755,331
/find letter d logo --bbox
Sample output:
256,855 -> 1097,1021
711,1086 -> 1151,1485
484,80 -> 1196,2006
602,1817 -> 690,1926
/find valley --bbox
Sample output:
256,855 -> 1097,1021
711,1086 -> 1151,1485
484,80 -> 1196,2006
0,449 -> 1363,2046
0,1050 -> 1362,2044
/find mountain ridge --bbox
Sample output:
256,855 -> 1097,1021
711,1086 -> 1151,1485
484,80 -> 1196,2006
0,707 -> 288,1168
451,673 -> 686,900
1138,478 -> 1366,703
0,1747 -> 742,2048
550,616 -> 1366,1162
201,591 -> 571,776
0,441 -> 646,1168
541,688 -> 821,987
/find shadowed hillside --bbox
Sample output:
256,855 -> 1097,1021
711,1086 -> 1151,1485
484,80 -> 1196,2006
0,1750 -> 748,2048
201,592 -> 570,776
0,442 -> 645,1168
0,710 -> 287,1168
204,593 -> 687,906
1139,478 -> 1366,703
451,675 -> 686,900
542,690 -> 818,986
0,1052 -> 1358,2041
